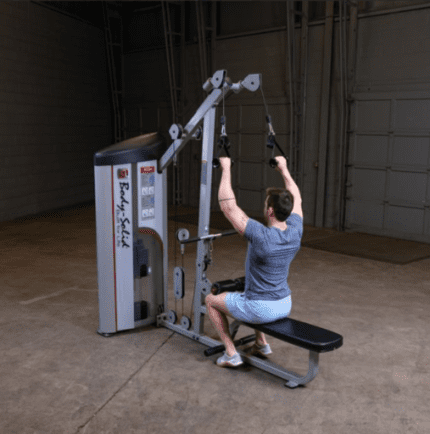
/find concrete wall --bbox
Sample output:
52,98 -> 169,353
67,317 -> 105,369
2,1 -> 429,230
0,1 -> 111,223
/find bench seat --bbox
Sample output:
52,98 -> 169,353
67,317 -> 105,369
241,317 -> 343,353
207,276 -> 344,388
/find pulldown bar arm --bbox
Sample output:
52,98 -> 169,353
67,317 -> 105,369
158,70 -> 260,173
180,229 -> 238,245
157,70 -> 260,339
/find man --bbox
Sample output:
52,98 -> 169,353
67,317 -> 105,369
205,155 -> 303,367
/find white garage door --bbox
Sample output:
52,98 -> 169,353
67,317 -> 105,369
345,91 -> 430,243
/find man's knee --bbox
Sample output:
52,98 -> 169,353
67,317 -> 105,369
205,293 -> 214,306
206,285 -> 219,304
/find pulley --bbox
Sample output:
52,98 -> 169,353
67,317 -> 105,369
176,228 -> 190,242
173,266 -> 185,300
180,316 -> 192,330
169,124 -> 184,140
176,228 -> 189,255
210,69 -> 226,89
240,73 -> 261,92
192,127 -> 202,141
167,310 -> 177,324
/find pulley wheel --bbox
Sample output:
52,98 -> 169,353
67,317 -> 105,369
180,316 -> 192,330
176,228 -> 190,242
167,310 -> 177,324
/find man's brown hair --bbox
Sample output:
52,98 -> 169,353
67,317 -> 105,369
265,187 -> 294,222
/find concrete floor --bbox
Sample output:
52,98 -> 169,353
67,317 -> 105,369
1,202 -> 429,434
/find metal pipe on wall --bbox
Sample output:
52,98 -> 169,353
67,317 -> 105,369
315,1 -> 334,228
341,0 -> 349,230
299,1 -> 309,195
290,1 -> 299,178
286,2 -> 294,173
292,3 -> 299,182
199,1 -> 208,79
167,4 -> 178,122
161,1 -> 176,123
342,3 -> 359,230
337,0 -> 345,231
211,0 -> 217,73
195,2 -> 203,84
195,0 -> 208,86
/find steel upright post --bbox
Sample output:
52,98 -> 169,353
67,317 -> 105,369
315,2 -> 334,227
193,107 -> 217,335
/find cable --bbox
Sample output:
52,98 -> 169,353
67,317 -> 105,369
173,157 -> 178,317
223,84 -> 226,120
260,77 -> 271,121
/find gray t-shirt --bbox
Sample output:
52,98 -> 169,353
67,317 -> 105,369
243,213 -> 303,301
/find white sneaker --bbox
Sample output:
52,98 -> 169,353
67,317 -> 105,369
216,352 -> 244,367
251,343 -> 272,357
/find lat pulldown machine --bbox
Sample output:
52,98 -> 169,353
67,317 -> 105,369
94,69 -> 260,338
94,70 -> 342,388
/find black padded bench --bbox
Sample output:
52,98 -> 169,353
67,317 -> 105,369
206,277 -> 343,388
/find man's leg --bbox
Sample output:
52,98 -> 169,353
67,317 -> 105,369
205,292 -> 237,357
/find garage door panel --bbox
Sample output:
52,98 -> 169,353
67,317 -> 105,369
392,136 -> 429,168
347,91 -> 430,241
241,105 -> 264,133
239,161 -> 262,190
395,99 -> 430,130
425,211 -> 430,236
428,176 -> 430,203
388,171 -> 427,204
346,200 -> 384,229
240,134 -> 264,159
355,100 -> 390,131
125,108 -> 140,139
352,135 -> 389,166
269,104 -> 290,134
385,206 -> 424,234
353,169 -> 386,200
267,164 -> 288,189
238,188 -> 264,214
141,107 -> 158,132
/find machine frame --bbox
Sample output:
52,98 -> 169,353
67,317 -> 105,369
155,70 -> 322,387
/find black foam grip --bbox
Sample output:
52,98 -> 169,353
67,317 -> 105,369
234,276 -> 246,291
212,278 -> 245,295
213,159 -> 235,169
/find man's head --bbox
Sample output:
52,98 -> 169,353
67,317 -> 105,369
264,187 -> 294,225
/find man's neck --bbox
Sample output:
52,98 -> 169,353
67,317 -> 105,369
269,222 -> 287,230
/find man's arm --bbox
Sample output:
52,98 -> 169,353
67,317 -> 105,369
218,158 -> 249,236
276,157 -> 303,218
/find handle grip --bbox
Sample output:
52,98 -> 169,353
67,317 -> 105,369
269,157 -> 289,169
213,158 -> 234,169
269,158 -> 278,168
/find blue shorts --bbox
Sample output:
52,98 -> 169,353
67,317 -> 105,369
225,292 -> 292,324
